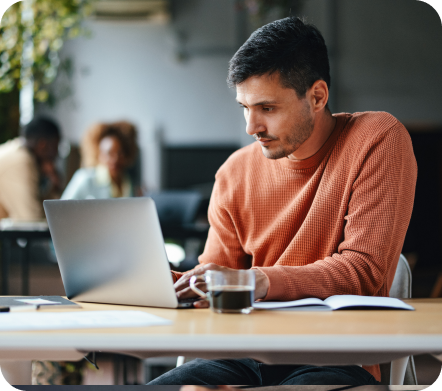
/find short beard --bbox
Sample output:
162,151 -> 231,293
260,104 -> 314,160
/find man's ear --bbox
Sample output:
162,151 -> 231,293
309,80 -> 329,112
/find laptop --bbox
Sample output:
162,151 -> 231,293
43,198 -> 194,308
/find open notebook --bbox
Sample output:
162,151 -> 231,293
253,295 -> 415,311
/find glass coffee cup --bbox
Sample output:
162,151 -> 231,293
189,269 -> 255,314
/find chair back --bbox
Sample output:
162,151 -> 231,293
148,190 -> 202,227
389,254 -> 412,299
380,254 -> 418,385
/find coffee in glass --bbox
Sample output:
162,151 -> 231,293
190,270 -> 255,314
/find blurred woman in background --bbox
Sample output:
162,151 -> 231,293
62,121 -> 139,199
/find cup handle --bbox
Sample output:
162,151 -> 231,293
189,275 -> 207,299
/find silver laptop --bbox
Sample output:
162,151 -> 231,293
43,198 -> 193,308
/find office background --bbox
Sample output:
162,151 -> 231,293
1,0 -> 442,386
43,0 -> 442,297
1,0 -> 442,314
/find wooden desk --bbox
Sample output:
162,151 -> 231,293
1,298 -> 442,366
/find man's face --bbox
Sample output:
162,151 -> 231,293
236,73 -> 314,160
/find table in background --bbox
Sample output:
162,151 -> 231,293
0,299 -> 441,366
0,229 -> 52,295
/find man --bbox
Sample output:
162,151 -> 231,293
0,116 -> 61,220
150,17 -> 417,386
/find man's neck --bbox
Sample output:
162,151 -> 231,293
288,110 -> 337,161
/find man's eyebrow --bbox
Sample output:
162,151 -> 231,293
236,99 -> 278,106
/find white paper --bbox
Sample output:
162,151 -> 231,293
323,295 -> 415,311
15,299 -> 61,305
0,311 -> 172,331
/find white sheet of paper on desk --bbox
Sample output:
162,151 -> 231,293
0,311 -> 172,331
15,298 -> 61,305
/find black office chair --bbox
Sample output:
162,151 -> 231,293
148,190 -> 204,272
147,190 -> 202,228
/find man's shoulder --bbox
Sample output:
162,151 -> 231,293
334,111 -> 413,155
335,112 -> 414,167
343,111 -> 407,140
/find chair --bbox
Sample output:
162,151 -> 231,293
147,190 -> 202,228
379,254 -> 418,385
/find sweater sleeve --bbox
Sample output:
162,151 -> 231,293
198,177 -> 252,269
256,122 -> 417,300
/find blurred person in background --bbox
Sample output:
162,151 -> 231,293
0,116 -> 62,220
62,121 -> 139,200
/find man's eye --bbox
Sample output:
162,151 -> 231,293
263,107 -> 274,112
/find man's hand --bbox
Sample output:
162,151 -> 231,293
174,263 -> 269,308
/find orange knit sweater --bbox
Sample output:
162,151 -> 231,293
174,111 -> 417,382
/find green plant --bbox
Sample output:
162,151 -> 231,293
0,0 -> 93,104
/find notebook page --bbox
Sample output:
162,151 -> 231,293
253,297 -> 327,310
323,295 -> 415,310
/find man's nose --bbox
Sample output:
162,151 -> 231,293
245,112 -> 265,136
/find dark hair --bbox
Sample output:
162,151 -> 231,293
23,116 -> 61,141
99,123 -> 137,160
227,16 -> 330,98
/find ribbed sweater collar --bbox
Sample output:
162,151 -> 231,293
275,113 -> 349,171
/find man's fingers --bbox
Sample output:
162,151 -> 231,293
175,275 -> 206,292
177,283 -> 208,299
193,299 -> 210,308
174,269 -> 213,292
175,264 -> 234,293
174,274 -> 196,292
